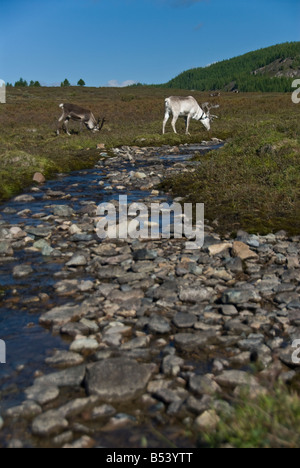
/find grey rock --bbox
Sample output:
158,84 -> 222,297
222,288 -> 261,305
174,331 -> 216,351
0,241 -> 13,256
32,410 -> 69,437
179,287 -> 214,303
91,405 -> 116,420
279,346 -> 300,368
148,315 -> 171,334
221,305 -> 239,316
25,385 -> 60,405
26,226 -> 53,238
51,205 -> 75,217
5,401 -> 42,419
34,365 -> 86,388
13,264 -> 33,278
85,358 -> 155,402
133,249 -> 158,261
39,304 -> 85,328
215,370 -> 258,389
45,350 -> 85,368
66,253 -> 88,267
58,396 -> 99,419
189,375 -> 221,396
14,194 -> 35,203
33,239 -> 54,256
173,312 -> 197,328
162,355 -> 184,376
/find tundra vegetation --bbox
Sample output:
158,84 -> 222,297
0,86 -> 299,236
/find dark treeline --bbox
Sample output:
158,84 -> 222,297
160,42 -> 300,92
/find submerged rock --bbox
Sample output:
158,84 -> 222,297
85,358 -> 155,402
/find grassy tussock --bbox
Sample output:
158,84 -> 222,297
205,385 -> 300,448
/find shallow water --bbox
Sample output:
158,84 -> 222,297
0,142 -> 222,446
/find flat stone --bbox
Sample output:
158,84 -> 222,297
5,401 -> 42,419
34,365 -> 86,388
32,410 -> 68,437
173,312 -> 197,328
148,315 -> 171,334
215,370 -> 258,389
45,350 -> 84,368
70,338 -> 100,353
162,355 -> 184,376
222,288 -> 261,305
85,358 -> 155,402
174,331 -> 216,351
13,264 -> 33,278
25,385 -> 60,405
66,253 -> 88,267
0,241 -> 13,256
208,243 -> 232,256
51,205 -> 75,217
14,194 -> 35,203
232,241 -> 259,260
179,287 -> 214,303
39,304 -> 85,328
221,305 -> 239,316
26,226 -> 53,238
133,249 -> 158,261
189,375 -> 221,396
58,396 -> 99,419
33,239 -> 54,256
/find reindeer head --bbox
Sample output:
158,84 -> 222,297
95,117 -> 106,133
201,102 -> 220,130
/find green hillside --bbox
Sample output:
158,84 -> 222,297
162,42 -> 300,92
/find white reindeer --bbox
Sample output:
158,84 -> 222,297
162,96 -> 219,135
57,103 -> 105,136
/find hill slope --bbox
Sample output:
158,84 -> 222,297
162,42 -> 300,92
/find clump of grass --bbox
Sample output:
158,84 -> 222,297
205,386 -> 300,448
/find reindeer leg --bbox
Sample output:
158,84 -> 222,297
162,111 -> 170,135
171,115 -> 178,134
185,116 -> 191,135
64,118 -> 71,136
57,112 -> 66,135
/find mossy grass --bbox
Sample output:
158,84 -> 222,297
204,384 -> 300,448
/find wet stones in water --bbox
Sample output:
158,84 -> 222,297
66,253 -> 88,267
51,205 -> 75,218
173,312 -> 197,328
13,264 -> 33,278
85,358 -> 155,402
0,241 -> 13,256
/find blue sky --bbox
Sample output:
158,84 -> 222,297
0,0 -> 299,87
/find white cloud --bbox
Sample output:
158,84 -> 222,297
107,79 -> 137,88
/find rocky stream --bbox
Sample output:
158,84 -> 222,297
0,141 -> 299,448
